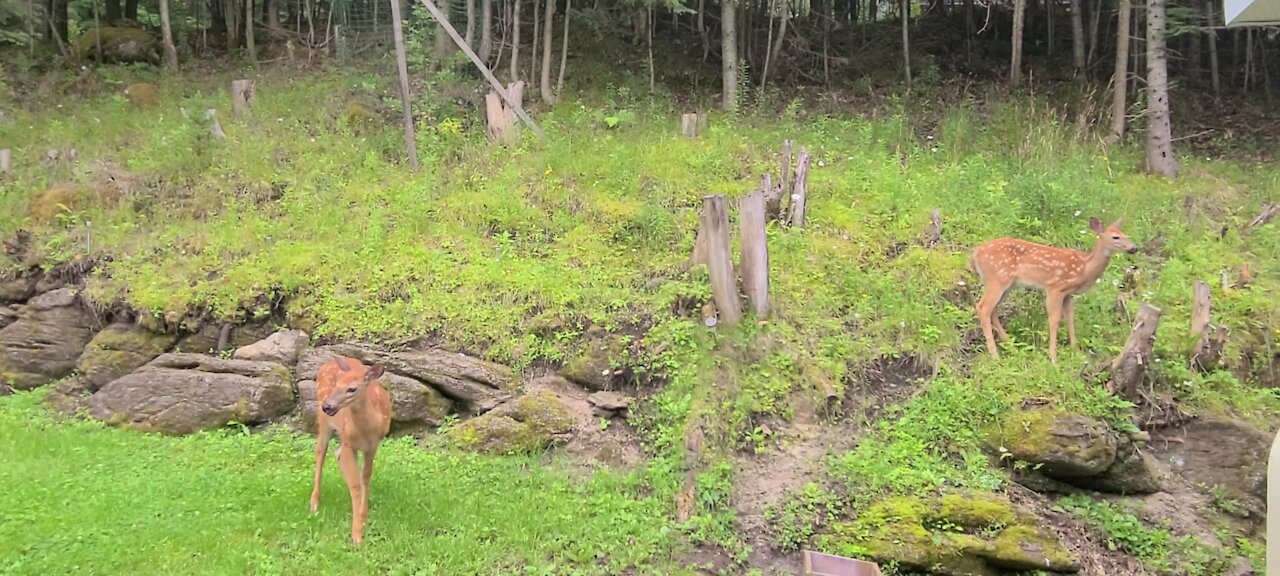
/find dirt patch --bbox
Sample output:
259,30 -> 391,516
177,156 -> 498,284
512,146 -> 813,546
843,354 -> 935,422
1006,485 -> 1146,576
524,374 -> 644,471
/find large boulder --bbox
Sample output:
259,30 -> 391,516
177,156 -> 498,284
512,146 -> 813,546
1149,417 -> 1270,518
445,390 -> 576,454
985,408 -> 1118,478
233,330 -> 309,366
175,322 -> 279,355
74,27 -> 161,64
819,493 -> 1079,576
1072,441 -> 1163,495
88,353 -> 294,435
0,305 -> 18,330
0,274 -> 37,303
76,322 -> 178,391
297,371 -> 453,433
0,288 -> 98,389
298,344 -> 518,414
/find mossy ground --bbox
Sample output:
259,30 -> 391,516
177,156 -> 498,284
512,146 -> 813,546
1,53 -> 1278,573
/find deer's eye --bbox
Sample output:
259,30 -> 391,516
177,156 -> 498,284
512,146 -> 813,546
347,387 -> 359,393
1112,235 -> 1121,240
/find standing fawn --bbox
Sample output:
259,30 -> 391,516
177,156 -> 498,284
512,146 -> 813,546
970,217 -> 1139,364
309,356 -> 392,545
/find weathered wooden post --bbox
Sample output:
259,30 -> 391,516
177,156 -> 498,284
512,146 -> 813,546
1189,280 -> 1228,371
789,147 -> 811,227
680,113 -> 706,137
923,208 -> 943,247
205,109 -> 227,139
486,81 -> 526,146
231,79 -> 255,119
1268,428 -> 1280,576
0,149 -> 11,175
700,194 -> 742,326
738,188 -> 770,318
1245,202 -> 1278,234
1108,302 -> 1162,399
778,139 -> 793,220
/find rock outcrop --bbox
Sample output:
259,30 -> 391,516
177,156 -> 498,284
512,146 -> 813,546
76,322 -> 178,390
88,353 -> 294,435
445,389 -> 577,453
0,288 -> 98,390
233,329 -> 309,366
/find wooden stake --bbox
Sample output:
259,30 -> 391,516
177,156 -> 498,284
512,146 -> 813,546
1108,302 -> 1162,400
205,109 -> 227,139
700,194 -> 742,326
231,79 -> 255,119
789,147 -> 811,227
761,172 -> 781,218
923,208 -> 943,247
778,139 -> 793,220
0,149 -> 10,175
486,81 -> 525,146
389,0 -> 420,170
1189,280 -> 1228,371
738,188 -> 770,318
412,0 -> 546,140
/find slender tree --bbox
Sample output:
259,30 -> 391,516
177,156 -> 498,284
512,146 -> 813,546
1111,0 -> 1131,140
1070,0 -> 1085,73
722,0 -> 738,110
1145,0 -> 1178,177
160,0 -> 179,68
556,0 -> 570,94
480,0 -> 493,62
389,0 -> 419,170
1011,0 -> 1026,86
539,0 -> 555,103
901,0 -> 911,85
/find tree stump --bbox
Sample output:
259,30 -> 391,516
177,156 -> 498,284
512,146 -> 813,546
760,172 -> 782,218
231,79 -> 255,119
778,139 -> 793,220
700,194 -> 743,326
788,147 -> 811,227
679,112 -> 706,137
44,149 -> 59,172
0,149 -> 10,175
1189,280 -> 1228,371
1108,302 -> 1162,400
486,80 -> 525,147
205,109 -> 227,139
738,188 -> 770,319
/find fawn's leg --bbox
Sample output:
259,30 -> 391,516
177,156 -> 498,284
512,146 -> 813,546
1064,295 -> 1077,348
361,446 -> 378,510
337,443 -> 366,545
1046,290 -> 1066,365
977,281 -> 1012,359
992,289 -> 1010,342
309,425 -> 331,514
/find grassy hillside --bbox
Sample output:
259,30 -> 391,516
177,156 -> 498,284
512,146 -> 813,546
1,62 -> 1278,574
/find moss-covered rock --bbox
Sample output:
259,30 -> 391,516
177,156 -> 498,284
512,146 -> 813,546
1075,440 -> 1162,495
74,27 -> 160,63
76,322 -> 178,390
446,390 -> 576,453
985,407 -> 1118,478
981,525 -> 1080,572
560,333 -> 627,390
124,83 -> 160,107
818,492 -> 1079,576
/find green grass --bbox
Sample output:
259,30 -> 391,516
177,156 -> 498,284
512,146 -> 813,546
0,390 -> 684,576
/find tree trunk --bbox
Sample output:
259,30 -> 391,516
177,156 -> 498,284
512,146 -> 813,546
246,0 -> 257,62
225,0 -> 239,54
556,0 -> 570,94
390,0 -> 420,170
1187,10 -> 1201,84
1011,0 -> 1026,86
434,0 -> 454,62
125,0 -> 138,19
1088,0 -> 1101,66
965,0 -> 973,65
465,0 -> 475,47
1206,0 -> 1220,93
160,0 -> 179,68
1070,0 -> 1085,73
46,0 -> 68,47
105,0 -> 121,23
901,0 -> 911,85
1111,0 -> 1131,141
539,0 -> 554,103
480,0 -> 493,62
530,0 -> 541,87
762,0 -> 789,88
1145,0 -> 1178,178
1047,0 -> 1055,57
722,0 -> 738,111
510,0 -> 521,80
267,0 -> 281,29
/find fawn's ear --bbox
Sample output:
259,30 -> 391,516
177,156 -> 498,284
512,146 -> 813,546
365,364 -> 386,381
335,357 -> 352,372
1110,218 -> 1124,229
1089,217 -> 1104,234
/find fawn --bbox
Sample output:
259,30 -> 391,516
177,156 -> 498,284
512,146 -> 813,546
309,356 -> 392,545
970,217 -> 1139,364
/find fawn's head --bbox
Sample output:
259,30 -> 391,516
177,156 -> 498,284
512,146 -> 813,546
321,357 -> 386,416
1089,217 -> 1139,255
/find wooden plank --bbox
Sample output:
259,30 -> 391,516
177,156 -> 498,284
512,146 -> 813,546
789,147 -> 811,227
1108,302 -> 1162,399
738,188 -> 770,318
1189,280 -> 1228,371
778,139 -> 793,219
700,194 -> 742,325
0,149 -> 10,174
